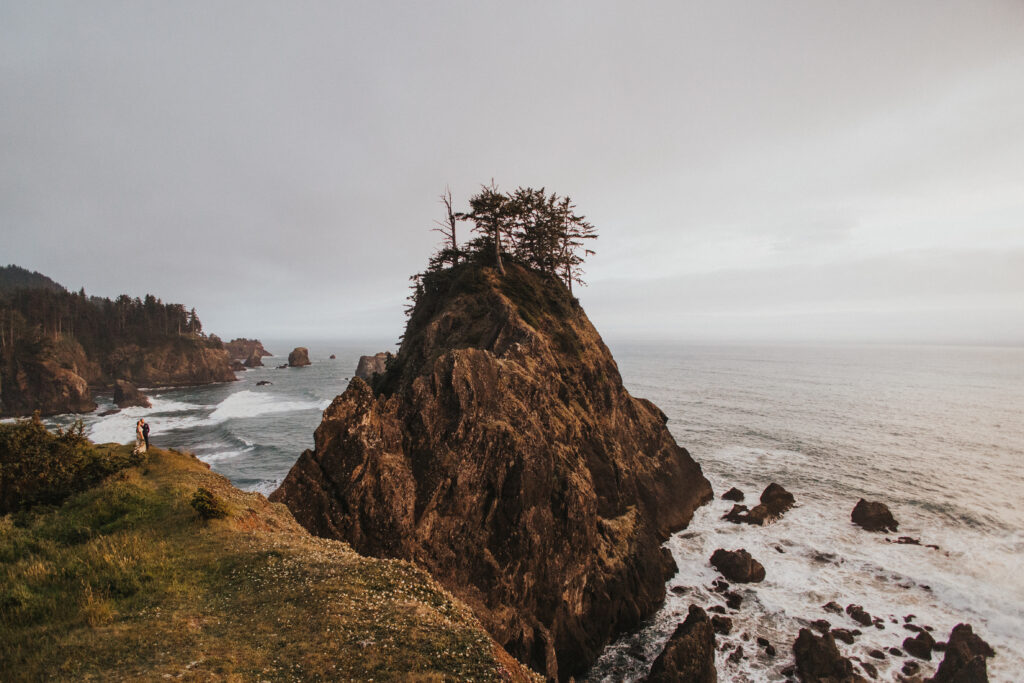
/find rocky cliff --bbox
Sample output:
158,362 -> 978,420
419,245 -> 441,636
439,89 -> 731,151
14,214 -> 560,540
224,337 -> 272,360
271,263 -> 713,680
354,351 -> 392,380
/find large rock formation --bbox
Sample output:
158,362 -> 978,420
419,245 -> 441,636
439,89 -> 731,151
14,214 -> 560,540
354,351 -> 392,380
792,628 -> 865,683
104,343 -> 236,387
0,358 -> 96,417
113,379 -> 151,408
271,263 -> 713,680
645,605 -> 717,683
224,338 -> 272,359
288,347 -> 311,367
243,349 -> 264,368
927,623 -> 995,683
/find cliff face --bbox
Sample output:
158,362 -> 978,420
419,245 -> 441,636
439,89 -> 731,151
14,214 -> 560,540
271,263 -> 713,680
103,341 -> 236,387
224,338 -> 272,359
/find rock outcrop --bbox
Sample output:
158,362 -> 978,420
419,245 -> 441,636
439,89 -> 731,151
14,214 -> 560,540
722,487 -> 744,502
645,605 -> 716,683
851,499 -> 898,532
710,549 -> 766,583
927,624 -> 995,683
288,347 -> 311,367
723,482 -> 794,525
104,342 -> 237,387
0,358 -> 96,417
243,349 -> 264,368
230,360 -> 246,372
224,338 -> 272,360
271,263 -> 713,680
354,352 -> 392,380
113,379 -> 151,409
792,628 -> 865,682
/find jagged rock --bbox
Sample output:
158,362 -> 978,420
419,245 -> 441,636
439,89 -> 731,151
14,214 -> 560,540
224,338 -> 272,359
230,360 -> 246,372
710,549 -> 765,583
354,351 -> 392,380
722,487 -> 744,501
243,349 -> 264,368
711,615 -> 732,635
811,619 -> 831,634
113,379 -> 151,409
793,629 -> 865,682
851,499 -> 898,532
846,604 -> 874,627
904,630 -> 936,660
927,623 -> 995,682
724,482 -> 794,525
645,605 -> 717,683
824,601 -> 844,614
287,347 -> 311,367
270,263 -> 713,681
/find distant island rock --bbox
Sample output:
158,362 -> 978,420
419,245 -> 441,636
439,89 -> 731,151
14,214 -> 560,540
271,262 -> 712,680
287,347 -> 311,367
354,351 -> 392,380
113,379 -> 151,409
243,349 -> 264,368
224,338 -> 272,360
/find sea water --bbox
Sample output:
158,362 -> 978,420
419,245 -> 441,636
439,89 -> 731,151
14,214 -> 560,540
45,341 -> 1024,681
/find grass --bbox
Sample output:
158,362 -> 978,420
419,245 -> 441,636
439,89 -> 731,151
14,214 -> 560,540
0,441 -> 538,681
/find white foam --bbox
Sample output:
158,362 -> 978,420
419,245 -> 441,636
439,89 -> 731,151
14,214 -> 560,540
206,390 -> 327,422
245,478 -> 283,496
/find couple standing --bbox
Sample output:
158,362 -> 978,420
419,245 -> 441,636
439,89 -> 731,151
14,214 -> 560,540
134,418 -> 150,454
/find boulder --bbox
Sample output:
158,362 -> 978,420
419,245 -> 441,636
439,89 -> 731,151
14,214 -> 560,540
645,605 -> 716,683
329,354 -> 336,359
243,349 -> 264,368
927,623 -> 995,683
723,482 -> 794,525
793,628 -> 866,682
846,604 -> 874,627
354,351 -> 392,380
710,549 -> 765,583
287,347 -> 311,367
722,487 -> 744,502
851,499 -> 898,532
710,615 -> 732,635
270,263 -> 713,680
113,379 -> 151,409
903,629 -> 936,660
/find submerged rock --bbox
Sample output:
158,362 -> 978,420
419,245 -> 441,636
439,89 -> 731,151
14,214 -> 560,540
645,605 -> 716,683
113,379 -> 151,409
710,549 -> 765,583
793,628 -> 866,683
270,263 -> 712,680
927,623 -> 995,682
851,498 -> 898,532
287,347 -> 311,367
846,604 -> 874,627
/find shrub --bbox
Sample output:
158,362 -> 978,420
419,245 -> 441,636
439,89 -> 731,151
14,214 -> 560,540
190,487 -> 228,520
0,418 -> 134,514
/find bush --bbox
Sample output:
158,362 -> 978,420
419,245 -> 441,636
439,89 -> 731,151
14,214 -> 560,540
190,487 -> 228,520
0,418 -> 134,514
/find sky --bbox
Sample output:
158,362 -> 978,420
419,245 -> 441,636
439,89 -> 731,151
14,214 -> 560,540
2,2 -> 1023,345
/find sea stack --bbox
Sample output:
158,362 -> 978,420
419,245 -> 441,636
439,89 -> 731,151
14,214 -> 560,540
354,351 -> 391,380
271,262 -> 713,680
113,379 -> 151,408
287,347 -> 311,367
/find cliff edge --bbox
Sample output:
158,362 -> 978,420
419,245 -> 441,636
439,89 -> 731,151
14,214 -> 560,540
271,262 -> 713,679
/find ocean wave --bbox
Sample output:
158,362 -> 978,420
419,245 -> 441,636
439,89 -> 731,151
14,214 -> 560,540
206,390 -> 326,422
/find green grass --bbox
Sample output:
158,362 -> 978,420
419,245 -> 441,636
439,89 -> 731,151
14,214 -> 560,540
0,440 -> 538,681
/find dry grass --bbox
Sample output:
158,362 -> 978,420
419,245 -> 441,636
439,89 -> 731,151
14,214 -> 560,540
0,446 -> 539,681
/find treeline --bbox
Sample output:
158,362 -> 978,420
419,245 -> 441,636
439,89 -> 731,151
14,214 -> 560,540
0,271 -> 218,362
423,183 -> 597,292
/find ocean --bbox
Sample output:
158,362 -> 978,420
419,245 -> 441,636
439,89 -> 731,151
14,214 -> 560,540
46,341 -> 1024,681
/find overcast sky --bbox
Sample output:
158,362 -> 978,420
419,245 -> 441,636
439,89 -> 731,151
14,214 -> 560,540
3,2 -> 1022,345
